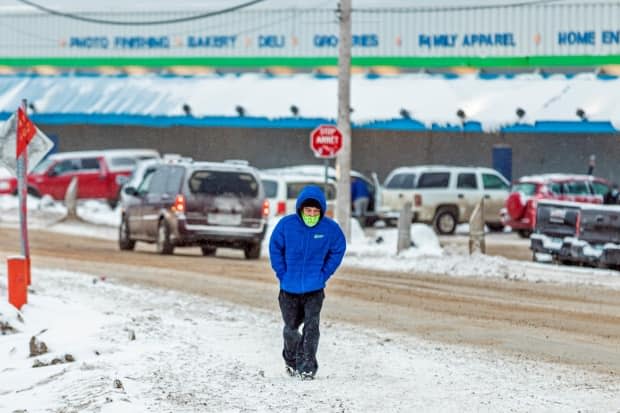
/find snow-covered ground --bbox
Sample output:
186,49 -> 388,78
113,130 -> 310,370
1,196 -> 620,412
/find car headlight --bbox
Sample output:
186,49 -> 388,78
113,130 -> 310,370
0,181 -> 10,191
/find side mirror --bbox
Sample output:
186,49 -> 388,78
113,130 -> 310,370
47,169 -> 57,177
123,186 -> 138,196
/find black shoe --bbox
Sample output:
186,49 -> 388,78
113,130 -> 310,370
299,371 -> 315,380
285,365 -> 298,377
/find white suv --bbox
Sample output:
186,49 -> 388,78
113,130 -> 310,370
379,165 -> 510,234
259,172 -> 337,219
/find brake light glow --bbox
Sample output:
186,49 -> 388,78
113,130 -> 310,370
414,194 -> 422,207
262,199 -> 270,217
171,194 -> 185,213
276,201 -> 286,216
575,211 -> 581,237
529,199 -> 537,228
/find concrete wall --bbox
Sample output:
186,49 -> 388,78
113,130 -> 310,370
40,123 -> 620,184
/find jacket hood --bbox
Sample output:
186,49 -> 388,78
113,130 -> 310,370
295,185 -> 327,218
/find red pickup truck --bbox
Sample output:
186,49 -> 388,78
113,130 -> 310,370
502,174 -> 611,238
0,149 -> 159,207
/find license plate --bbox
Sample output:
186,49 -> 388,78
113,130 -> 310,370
208,213 -> 242,226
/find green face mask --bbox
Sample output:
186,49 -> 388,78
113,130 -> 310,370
302,213 -> 320,227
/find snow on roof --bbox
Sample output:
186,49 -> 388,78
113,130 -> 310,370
517,173 -> 609,183
2,72 -> 620,132
49,148 -> 160,160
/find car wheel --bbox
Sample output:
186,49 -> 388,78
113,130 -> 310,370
433,208 -> 457,235
244,242 -> 261,259
156,220 -> 174,255
201,246 -> 216,256
118,216 -> 136,251
486,223 -> 504,232
517,229 -> 532,238
27,186 -> 41,198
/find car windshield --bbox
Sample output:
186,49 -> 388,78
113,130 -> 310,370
385,173 -> 416,189
513,182 -> 537,195
31,157 -> 53,174
189,170 -> 259,197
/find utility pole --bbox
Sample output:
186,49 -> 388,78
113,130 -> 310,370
336,0 -> 352,241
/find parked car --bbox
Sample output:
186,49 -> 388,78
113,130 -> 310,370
260,172 -> 337,219
119,159 -> 268,258
379,165 -> 510,234
503,174 -> 610,238
0,148 -> 160,207
260,164 -> 380,225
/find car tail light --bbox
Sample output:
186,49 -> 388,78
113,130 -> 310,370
171,194 -> 185,213
262,199 -> 270,217
414,193 -> 422,207
528,199 -> 538,228
276,201 -> 286,216
575,211 -> 581,237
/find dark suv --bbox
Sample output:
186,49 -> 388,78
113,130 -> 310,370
119,160 -> 267,259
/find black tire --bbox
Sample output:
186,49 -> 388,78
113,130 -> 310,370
107,198 -> 119,209
201,246 -> 216,256
118,216 -> 136,251
156,220 -> 174,255
433,208 -> 457,235
27,186 -> 41,198
244,242 -> 261,259
486,223 -> 504,232
517,229 -> 532,239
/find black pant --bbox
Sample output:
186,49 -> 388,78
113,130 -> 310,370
278,289 -> 325,375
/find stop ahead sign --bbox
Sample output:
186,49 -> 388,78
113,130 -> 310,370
310,124 -> 343,158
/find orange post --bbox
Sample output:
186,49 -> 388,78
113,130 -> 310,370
25,257 -> 31,285
7,256 -> 28,310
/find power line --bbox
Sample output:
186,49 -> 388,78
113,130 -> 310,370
15,0 -> 267,26
355,0 -> 565,13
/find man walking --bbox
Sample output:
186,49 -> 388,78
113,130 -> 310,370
269,185 -> 346,380
351,176 -> 370,220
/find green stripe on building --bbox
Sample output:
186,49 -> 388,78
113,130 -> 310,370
1,55 -> 620,68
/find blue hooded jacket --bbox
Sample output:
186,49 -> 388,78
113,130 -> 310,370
269,185 -> 346,294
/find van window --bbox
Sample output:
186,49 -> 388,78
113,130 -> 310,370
137,169 -> 156,195
385,173 -> 416,189
52,159 -> 80,175
190,170 -> 259,197
482,173 -> 509,190
262,180 -> 278,198
81,158 -> 101,171
457,173 -> 477,189
417,172 -> 450,188
165,166 -> 184,194
287,183 -> 336,200
148,167 -> 169,195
